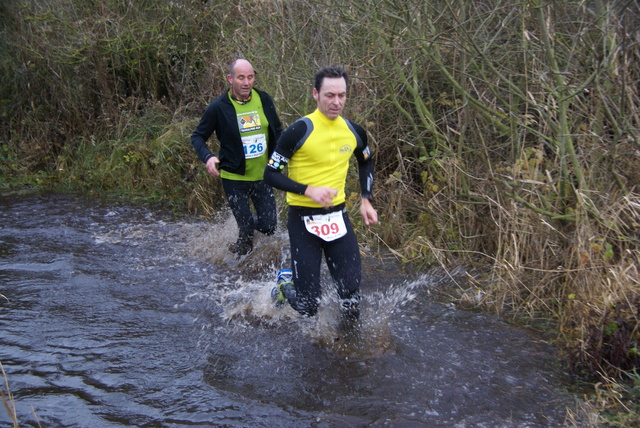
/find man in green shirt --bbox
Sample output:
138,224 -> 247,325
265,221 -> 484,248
191,59 -> 283,256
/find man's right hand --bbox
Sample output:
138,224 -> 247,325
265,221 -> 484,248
206,156 -> 220,177
305,185 -> 337,208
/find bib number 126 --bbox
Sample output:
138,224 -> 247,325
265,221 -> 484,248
241,134 -> 267,159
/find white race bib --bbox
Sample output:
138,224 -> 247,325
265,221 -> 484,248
242,134 -> 267,159
303,211 -> 347,242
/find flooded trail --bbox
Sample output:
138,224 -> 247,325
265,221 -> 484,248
0,194 -> 580,427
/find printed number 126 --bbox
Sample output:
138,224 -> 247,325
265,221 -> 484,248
244,143 -> 264,155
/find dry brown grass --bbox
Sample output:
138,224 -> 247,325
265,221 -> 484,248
1,362 -> 18,427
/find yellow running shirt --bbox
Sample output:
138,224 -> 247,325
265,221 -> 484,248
266,109 -> 373,208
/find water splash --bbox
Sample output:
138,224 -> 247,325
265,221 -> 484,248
214,272 -> 433,360
182,211 -> 290,277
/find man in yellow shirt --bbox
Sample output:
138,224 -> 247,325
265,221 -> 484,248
264,66 -> 377,324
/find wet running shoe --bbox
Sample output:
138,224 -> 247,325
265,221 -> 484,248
337,298 -> 360,332
271,269 -> 293,307
338,307 -> 360,331
228,239 -> 252,256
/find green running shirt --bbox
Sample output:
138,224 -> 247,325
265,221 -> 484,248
221,89 -> 270,181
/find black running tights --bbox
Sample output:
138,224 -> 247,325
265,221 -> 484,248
286,206 -> 361,317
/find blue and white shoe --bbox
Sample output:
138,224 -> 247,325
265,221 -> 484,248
271,269 -> 293,307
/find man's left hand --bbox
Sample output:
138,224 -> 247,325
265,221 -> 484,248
360,198 -> 378,226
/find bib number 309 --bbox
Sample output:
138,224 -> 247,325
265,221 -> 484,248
303,211 -> 347,242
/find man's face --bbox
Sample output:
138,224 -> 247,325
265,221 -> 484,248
313,77 -> 346,120
227,60 -> 255,100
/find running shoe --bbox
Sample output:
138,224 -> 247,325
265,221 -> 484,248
271,269 -> 293,307
228,239 -> 252,256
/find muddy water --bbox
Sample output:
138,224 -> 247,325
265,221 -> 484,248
0,194 -> 580,427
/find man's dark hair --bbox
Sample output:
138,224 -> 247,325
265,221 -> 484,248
313,66 -> 348,92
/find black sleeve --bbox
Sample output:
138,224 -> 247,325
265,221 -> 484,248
190,102 -> 217,164
263,120 -> 309,195
267,96 -> 283,144
259,90 -> 283,151
351,122 -> 374,200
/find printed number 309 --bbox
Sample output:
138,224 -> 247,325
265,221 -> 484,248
311,223 -> 340,236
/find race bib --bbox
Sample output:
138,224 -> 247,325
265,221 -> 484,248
303,211 -> 347,242
242,134 -> 267,159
